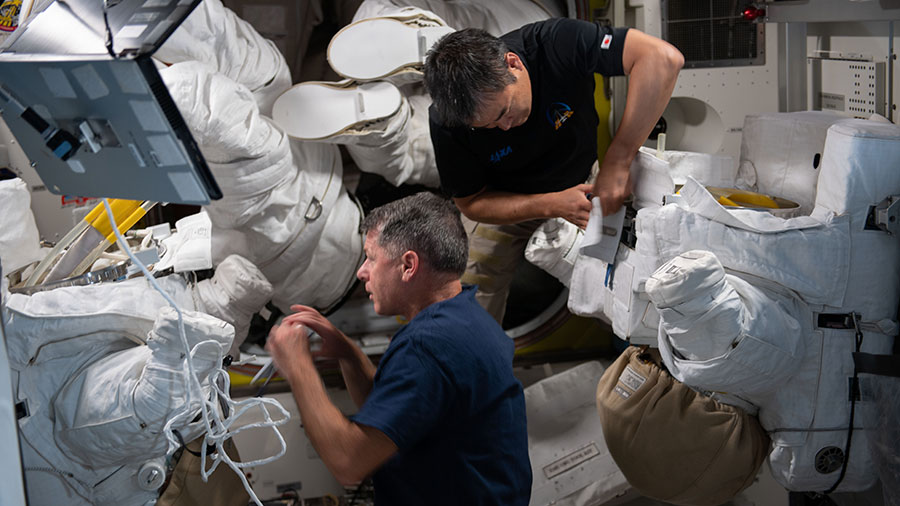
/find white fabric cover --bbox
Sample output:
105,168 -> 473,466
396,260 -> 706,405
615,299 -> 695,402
524,217 -> 583,286
630,147 -> 736,210
568,240 -> 657,337
154,0 -> 291,116
155,211 -> 214,273
524,361 -> 630,506
650,251 -> 807,399
196,254 -> 273,358
53,307 -> 232,467
737,111 -> 845,215
645,250 -> 744,361
272,188 -> 363,312
4,276 -> 218,504
0,178 -> 42,273
814,119 -> 900,321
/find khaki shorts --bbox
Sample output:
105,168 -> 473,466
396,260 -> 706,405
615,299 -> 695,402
460,161 -> 600,323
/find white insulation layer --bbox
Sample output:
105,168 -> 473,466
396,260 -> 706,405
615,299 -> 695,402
737,111 -> 846,215
0,178 -> 43,273
562,114 -> 900,492
524,361 -> 630,506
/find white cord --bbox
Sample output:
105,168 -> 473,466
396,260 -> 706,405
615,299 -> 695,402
101,200 -> 290,506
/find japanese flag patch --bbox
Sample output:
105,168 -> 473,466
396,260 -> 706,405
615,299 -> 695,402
601,33 -> 613,49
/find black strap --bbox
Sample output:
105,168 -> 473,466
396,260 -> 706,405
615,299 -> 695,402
853,352 -> 900,378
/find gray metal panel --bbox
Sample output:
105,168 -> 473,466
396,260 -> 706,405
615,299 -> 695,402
0,56 -> 219,204
5,0 -> 202,57
779,22 -> 808,112
765,0 -> 900,23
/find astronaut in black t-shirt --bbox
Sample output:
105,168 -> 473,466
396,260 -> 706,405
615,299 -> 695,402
424,19 -> 683,323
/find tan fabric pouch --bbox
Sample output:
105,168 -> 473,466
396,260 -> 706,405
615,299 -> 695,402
596,346 -> 770,506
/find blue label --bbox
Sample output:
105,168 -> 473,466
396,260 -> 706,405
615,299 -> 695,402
490,145 -> 512,163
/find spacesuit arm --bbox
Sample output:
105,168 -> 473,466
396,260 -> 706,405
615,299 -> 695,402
454,184 -> 594,228
592,29 -> 683,216
266,321 -> 397,485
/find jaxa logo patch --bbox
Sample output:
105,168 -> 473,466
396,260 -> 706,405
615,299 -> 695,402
490,145 -> 512,163
0,0 -> 22,32
546,102 -> 573,130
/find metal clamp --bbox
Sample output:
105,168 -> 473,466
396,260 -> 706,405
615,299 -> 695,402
873,196 -> 900,235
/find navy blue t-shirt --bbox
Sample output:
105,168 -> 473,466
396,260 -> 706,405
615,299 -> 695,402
350,286 -> 531,505
430,18 -> 629,197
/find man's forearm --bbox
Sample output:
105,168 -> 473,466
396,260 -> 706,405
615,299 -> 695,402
593,29 -> 683,214
456,190 -> 556,224
285,355 -> 387,484
339,344 -> 376,409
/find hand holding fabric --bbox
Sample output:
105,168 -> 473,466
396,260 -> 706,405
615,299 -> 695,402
554,183 -> 593,228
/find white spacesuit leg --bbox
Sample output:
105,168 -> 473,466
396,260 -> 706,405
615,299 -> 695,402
162,62 -> 363,313
154,0 -> 291,116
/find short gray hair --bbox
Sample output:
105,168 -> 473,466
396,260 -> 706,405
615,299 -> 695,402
362,192 -> 468,276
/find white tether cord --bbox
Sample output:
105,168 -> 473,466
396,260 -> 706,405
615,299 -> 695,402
102,199 -> 289,506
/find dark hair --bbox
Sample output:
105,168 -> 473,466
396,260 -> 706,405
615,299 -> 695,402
362,192 -> 468,277
424,28 -> 516,127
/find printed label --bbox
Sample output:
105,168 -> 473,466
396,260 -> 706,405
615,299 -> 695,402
821,92 -> 845,112
619,365 -> 646,392
613,385 -> 631,399
542,443 -> 600,479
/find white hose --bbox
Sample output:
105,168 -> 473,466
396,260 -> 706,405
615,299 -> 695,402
101,199 -> 290,506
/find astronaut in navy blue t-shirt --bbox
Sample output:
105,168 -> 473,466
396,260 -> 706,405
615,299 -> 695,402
266,192 -> 532,506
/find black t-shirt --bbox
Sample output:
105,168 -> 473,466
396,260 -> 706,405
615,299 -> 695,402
430,19 -> 629,197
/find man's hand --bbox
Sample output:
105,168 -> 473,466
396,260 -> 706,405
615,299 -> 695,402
266,320 -> 313,381
552,183 -> 593,228
286,305 -> 356,361
592,159 -> 633,216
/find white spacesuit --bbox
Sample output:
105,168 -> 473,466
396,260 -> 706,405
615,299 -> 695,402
527,111 -> 900,497
5,273 -> 227,505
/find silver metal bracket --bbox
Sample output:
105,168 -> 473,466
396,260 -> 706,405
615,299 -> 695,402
869,196 -> 900,235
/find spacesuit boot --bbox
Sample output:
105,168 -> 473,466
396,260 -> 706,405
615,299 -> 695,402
273,79 -> 439,187
327,7 -> 455,85
195,254 -> 273,360
273,79 -> 403,142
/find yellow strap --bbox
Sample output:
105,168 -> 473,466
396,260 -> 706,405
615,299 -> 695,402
91,199 -> 142,237
103,204 -> 149,243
